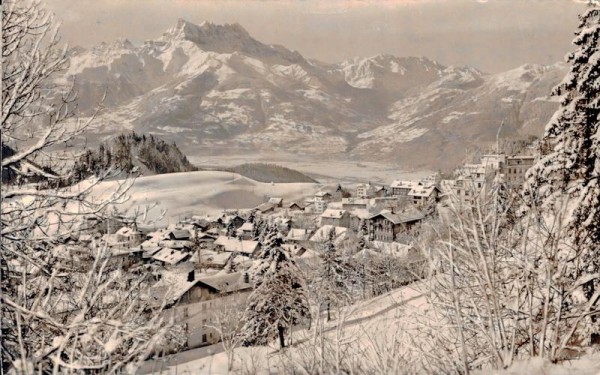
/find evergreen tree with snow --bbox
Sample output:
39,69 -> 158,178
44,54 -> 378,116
242,225 -> 309,349
318,228 -> 355,321
522,3 -> 600,344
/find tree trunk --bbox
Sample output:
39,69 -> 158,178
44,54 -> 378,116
278,324 -> 285,350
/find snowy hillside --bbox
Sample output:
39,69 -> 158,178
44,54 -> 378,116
89,170 -> 319,223
62,19 -> 568,170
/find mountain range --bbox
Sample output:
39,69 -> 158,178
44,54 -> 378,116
61,19 -> 567,170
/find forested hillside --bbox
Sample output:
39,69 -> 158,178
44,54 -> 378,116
72,132 -> 198,182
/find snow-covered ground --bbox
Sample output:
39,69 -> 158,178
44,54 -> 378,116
88,171 -> 319,224
140,284 -> 425,374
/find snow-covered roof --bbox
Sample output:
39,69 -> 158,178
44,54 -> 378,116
309,225 -> 348,245
390,180 -> 419,189
239,222 -> 254,232
342,198 -> 368,206
286,228 -> 311,241
287,201 -> 306,209
370,241 -> 415,258
282,243 -> 307,256
214,236 -> 260,254
408,185 -> 438,198
315,191 -> 332,198
347,209 -> 371,219
158,239 -> 194,250
152,248 -> 190,265
147,265 -> 197,306
268,197 -> 283,205
255,202 -> 275,212
197,272 -> 252,294
115,226 -> 139,237
166,229 -> 191,240
369,210 -> 425,225
196,250 -> 231,267
321,209 -> 347,219
352,248 -> 380,259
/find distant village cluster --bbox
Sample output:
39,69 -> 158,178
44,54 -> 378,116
58,151 -> 534,354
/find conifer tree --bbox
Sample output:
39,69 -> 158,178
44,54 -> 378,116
318,228 -> 355,321
242,225 -> 309,349
522,4 -> 600,343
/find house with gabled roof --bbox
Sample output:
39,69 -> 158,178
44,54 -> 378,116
236,222 -> 254,240
166,229 -> 192,241
390,180 -> 419,197
286,228 -> 312,243
214,236 -> 261,257
287,201 -> 306,212
151,248 -> 191,266
408,185 -> 440,207
268,197 -> 283,207
320,208 -> 351,228
367,210 -> 425,242
255,202 -> 275,214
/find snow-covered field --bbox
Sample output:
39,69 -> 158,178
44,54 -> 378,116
89,171 -> 320,224
140,285 -> 425,374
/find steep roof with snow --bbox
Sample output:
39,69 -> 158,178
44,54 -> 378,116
286,228 -> 312,241
197,272 -> 252,294
152,248 -> 190,265
369,210 -> 425,225
214,236 -> 260,254
309,225 -> 348,245
321,209 -> 347,219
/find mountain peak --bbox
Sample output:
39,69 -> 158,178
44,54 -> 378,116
161,18 -> 251,44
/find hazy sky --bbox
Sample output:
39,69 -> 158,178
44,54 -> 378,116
45,0 -> 587,73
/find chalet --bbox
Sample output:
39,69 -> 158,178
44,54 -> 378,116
268,197 -> 283,207
372,186 -> 387,198
320,209 -> 351,228
151,248 -> 190,266
222,214 -> 245,229
158,239 -> 194,250
341,198 -> 369,210
408,185 -> 439,207
115,226 -> 144,247
195,250 -> 232,269
347,209 -> 371,232
255,202 -> 276,214
502,155 -> 535,187
287,201 -> 307,212
390,180 -> 418,197
236,222 -> 254,240
189,217 -> 212,231
141,246 -> 162,260
166,229 -> 191,241
214,236 -> 261,257
285,228 -> 312,243
368,210 -> 425,242
195,232 -> 217,243
148,266 -> 252,350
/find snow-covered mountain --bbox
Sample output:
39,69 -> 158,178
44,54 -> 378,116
63,19 -> 567,170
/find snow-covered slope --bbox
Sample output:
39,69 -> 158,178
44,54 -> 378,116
62,19 -> 567,170
89,171 -> 319,224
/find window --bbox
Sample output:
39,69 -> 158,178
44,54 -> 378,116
202,334 -> 207,343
